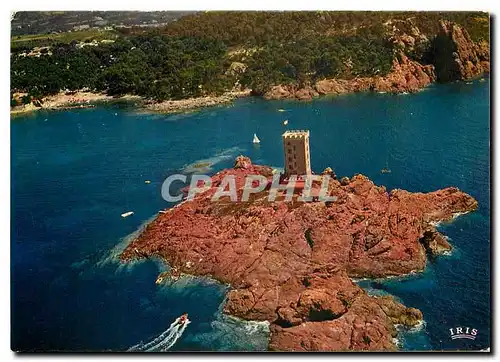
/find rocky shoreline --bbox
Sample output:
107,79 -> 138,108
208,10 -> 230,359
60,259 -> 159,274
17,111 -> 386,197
263,52 -> 437,101
263,20 -> 489,101
10,91 -> 142,116
120,156 -> 478,351
10,90 -> 249,116
143,90 -> 251,114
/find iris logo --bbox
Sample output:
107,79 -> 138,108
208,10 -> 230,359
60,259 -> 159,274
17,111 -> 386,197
449,327 -> 478,340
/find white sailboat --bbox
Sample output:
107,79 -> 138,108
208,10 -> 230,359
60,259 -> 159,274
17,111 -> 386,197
253,133 -> 260,144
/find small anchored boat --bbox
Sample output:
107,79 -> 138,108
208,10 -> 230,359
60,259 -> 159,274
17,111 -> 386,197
253,133 -> 260,144
381,161 -> 391,174
121,211 -> 134,218
283,120 -> 289,125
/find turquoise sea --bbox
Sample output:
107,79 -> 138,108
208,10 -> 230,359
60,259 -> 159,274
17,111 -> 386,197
11,78 -> 490,351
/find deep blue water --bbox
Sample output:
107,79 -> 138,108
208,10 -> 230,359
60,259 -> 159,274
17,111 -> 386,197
11,78 -> 490,351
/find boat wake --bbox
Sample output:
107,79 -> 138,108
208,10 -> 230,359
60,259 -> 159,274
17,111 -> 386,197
128,316 -> 190,352
181,146 -> 243,174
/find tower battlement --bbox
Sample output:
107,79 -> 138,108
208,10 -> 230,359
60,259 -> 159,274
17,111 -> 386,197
282,130 -> 310,139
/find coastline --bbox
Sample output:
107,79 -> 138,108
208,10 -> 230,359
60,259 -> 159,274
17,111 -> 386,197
119,157 -> 478,351
3,80 -> 447,118
10,90 -> 252,117
10,92 -> 142,116
143,90 -> 251,114
10,19 -> 489,118
9,71 -> 488,118
115,209 -> 429,352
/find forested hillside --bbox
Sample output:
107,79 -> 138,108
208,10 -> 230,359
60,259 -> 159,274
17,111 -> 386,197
11,11 -> 489,105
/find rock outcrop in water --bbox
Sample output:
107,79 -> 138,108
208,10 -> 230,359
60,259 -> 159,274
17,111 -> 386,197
120,157 -> 477,351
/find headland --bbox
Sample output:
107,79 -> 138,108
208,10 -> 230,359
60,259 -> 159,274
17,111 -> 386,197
120,156 -> 477,351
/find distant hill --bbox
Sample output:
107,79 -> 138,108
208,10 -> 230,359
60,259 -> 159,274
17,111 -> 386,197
11,11 -> 193,36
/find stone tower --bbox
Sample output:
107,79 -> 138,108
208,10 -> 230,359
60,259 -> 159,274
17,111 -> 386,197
282,130 -> 311,176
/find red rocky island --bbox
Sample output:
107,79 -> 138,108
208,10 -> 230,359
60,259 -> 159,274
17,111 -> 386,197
120,156 -> 477,351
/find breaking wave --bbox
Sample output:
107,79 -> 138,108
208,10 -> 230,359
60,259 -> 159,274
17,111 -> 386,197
396,319 -> 427,333
430,211 -> 471,228
187,314 -> 270,351
394,319 -> 430,351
